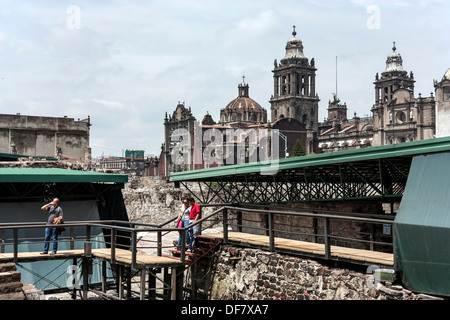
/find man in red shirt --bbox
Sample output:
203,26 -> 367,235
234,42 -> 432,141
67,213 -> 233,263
188,197 -> 201,251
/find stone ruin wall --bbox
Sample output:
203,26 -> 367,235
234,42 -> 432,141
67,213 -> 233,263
0,162 -> 437,300
122,176 -> 216,225
124,177 -> 442,300
207,246 -> 438,300
0,114 -> 91,163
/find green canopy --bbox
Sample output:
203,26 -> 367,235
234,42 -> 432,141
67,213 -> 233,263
0,167 -> 128,183
394,152 -> 450,297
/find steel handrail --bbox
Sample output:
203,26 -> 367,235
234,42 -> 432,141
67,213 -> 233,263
1,205 -> 394,267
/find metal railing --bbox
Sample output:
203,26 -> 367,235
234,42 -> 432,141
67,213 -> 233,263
218,205 -> 394,259
0,205 -> 394,269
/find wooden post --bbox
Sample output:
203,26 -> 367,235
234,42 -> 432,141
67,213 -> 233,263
180,230 -> 186,265
370,223 -> 375,251
237,211 -> 242,232
175,267 -> 184,300
111,229 -> 116,264
170,267 -> 177,300
148,268 -> 156,300
131,231 -> 137,270
163,267 -> 170,298
82,258 -> 89,299
70,226 -> 75,250
13,229 -> 18,263
1,229 -> 5,253
102,260 -> 107,293
118,265 -> 123,300
268,212 -> 274,252
157,231 -> 162,256
140,269 -> 146,300
223,208 -> 228,244
324,217 -> 331,260
72,258 -> 78,299
126,267 -> 132,299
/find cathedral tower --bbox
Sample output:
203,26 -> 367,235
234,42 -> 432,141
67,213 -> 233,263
372,43 -> 434,146
270,26 -> 319,132
373,42 -> 415,105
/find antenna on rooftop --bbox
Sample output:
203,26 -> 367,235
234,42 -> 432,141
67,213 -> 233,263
336,56 -> 338,100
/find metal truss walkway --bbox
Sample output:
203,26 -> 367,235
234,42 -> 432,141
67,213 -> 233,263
0,204 -> 394,299
170,137 -> 450,204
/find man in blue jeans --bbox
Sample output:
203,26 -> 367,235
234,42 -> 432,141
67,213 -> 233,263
40,198 -> 63,255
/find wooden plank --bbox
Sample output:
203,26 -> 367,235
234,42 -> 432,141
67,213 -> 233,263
204,232 -> 394,266
92,248 -> 183,267
0,248 -> 183,268
0,250 -> 85,263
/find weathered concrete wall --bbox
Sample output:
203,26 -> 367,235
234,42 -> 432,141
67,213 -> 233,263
0,114 -> 91,162
207,246 -> 438,300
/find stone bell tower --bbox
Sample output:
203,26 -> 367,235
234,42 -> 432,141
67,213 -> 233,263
270,26 -> 319,132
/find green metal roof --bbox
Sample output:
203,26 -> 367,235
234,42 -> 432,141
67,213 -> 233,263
0,152 -> 58,161
0,168 -> 128,183
170,137 -> 450,182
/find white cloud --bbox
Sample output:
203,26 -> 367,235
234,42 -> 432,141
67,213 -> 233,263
0,0 -> 448,157
91,98 -> 126,110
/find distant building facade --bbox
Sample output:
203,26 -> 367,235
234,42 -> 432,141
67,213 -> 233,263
157,29 -> 449,175
0,114 -> 91,162
96,149 -> 147,176
434,68 -> 450,138
270,27 -> 320,135
319,43 -> 442,153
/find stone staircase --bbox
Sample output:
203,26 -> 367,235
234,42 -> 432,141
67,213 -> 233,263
168,235 -> 222,267
0,263 -> 43,300
168,235 -> 223,299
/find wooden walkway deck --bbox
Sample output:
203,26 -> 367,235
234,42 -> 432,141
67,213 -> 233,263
0,233 -> 393,267
0,248 -> 183,268
204,232 -> 394,266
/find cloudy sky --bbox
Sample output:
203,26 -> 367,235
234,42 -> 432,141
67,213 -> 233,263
1,0 -> 449,158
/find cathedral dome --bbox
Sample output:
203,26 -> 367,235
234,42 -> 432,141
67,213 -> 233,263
220,78 -> 267,124
224,94 -> 264,112
223,80 -> 264,112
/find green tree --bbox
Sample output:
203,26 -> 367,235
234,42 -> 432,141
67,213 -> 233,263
291,139 -> 306,157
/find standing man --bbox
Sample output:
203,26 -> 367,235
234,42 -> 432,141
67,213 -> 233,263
40,198 -> 63,255
188,197 -> 201,251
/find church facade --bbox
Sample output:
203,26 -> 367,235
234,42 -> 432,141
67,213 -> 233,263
319,43 -> 444,153
156,28 -> 448,176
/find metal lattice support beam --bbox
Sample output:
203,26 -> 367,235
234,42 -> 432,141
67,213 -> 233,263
172,137 -> 450,204
181,157 -> 411,204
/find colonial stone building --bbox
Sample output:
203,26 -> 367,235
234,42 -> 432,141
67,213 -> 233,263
319,43 -> 441,152
434,68 -> 450,138
157,29 -> 448,175
317,96 -> 374,151
161,81 -> 271,175
270,27 -> 320,134
0,114 -> 91,162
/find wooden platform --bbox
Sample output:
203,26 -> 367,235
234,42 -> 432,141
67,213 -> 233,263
93,248 -> 182,267
204,232 -> 394,266
0,248 -> 183,268
0,233 -> 393,267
